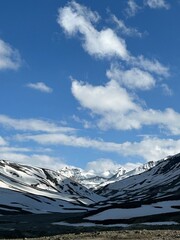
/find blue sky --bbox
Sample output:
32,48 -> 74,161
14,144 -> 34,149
0,0 -> 180,174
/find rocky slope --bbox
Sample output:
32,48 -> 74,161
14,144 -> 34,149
58,161 -> 157,189
83,154 -> 180,225
0,160 -> 103,215
0,154 -> 180,227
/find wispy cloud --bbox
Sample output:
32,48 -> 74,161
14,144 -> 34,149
0,136 -> 8,146
0,150 -> 65,169
15,132 -> 180,162
112,15 -> 143,37
0,115 -> 75,133
26,82 -> 53,93
0,141 -> 65,169
58,1 -> 129,60
0,38 -> 22,70
161,83 -> 173,96
144,0 -> 170,9
125,0 -> 141,17
131,55 -> 169,77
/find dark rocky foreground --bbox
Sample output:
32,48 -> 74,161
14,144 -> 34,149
0,213 -> 85,238
1,230 -> 180,240
0,213 -> 180,239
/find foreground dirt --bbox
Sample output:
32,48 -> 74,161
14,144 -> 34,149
1,213 -> 180,239
1,230 -> 179,240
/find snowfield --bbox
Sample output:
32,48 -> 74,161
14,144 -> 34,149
86,200 -> 180,221
0,160 -> 103,214
0,153 -> 180,226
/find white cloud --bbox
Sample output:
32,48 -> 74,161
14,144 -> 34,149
112,15 -> 143,37
71,79 -> 138,115
71,78 -> 180,134
86,159 -> 141,177
57,1 -> 129,60
86,159 -> 120,177
72,115 -> 94,129
86,159 -> 122,177
0,136 -> 8,146
16,133 -> 111,149
0,143 -> 66,169
0,39 -> 21,70
98,106 -> 180,135
123,137 -> 180,161
106,65 -> 156,90
58,2 -> 169,79
0,114 -> 75,133
125,0 -> 140,17
144,0 -> 170,9
0,146 -> 30,153
137,108 -> 180,135
26,82 -> 53,93
161,83 -> 173,96
131,55 -> 169,77
15,133 -> 180,162
0,151 -> 65,170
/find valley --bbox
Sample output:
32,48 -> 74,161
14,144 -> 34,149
0,154 -> 180,238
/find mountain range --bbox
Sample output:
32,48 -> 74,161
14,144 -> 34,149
0,154 -> 180,227
58,160 -> 157,189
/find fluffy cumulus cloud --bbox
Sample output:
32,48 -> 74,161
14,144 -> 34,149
144,0 -> 170,9
107,65 -> 156,90
57,1 -> 129,60
86,159 -> 145,177
86,158 -> 122,177
71,79 -> 138,114
71,78 -> 180,134
58,2 -> 177,137
97,107 -> 180,134
26,82 -> 53,93
125,137 -> 180,161
0,114 -> 75,133
58,1 -> 169,79
0,39 -> 21,70
86,158 -> 141,177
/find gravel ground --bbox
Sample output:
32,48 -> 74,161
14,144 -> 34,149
2,230 -> 180,240
1,213 -> 180,239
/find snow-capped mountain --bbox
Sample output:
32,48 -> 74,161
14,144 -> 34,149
58,166 -> 110,189
59,161 -> 157,189
1,153 -> 180,227
97,160 -> 157,188
0,160 -> 103,215
83,154 -> 180,225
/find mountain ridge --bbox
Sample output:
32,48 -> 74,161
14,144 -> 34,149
0,153 -> 180,226
58,160 -> 158,189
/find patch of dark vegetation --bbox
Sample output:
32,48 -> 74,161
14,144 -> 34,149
171,206 -> 180,209
23,194 -> 42,203
0,204 -> 30,215
9,171 -> 19,177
